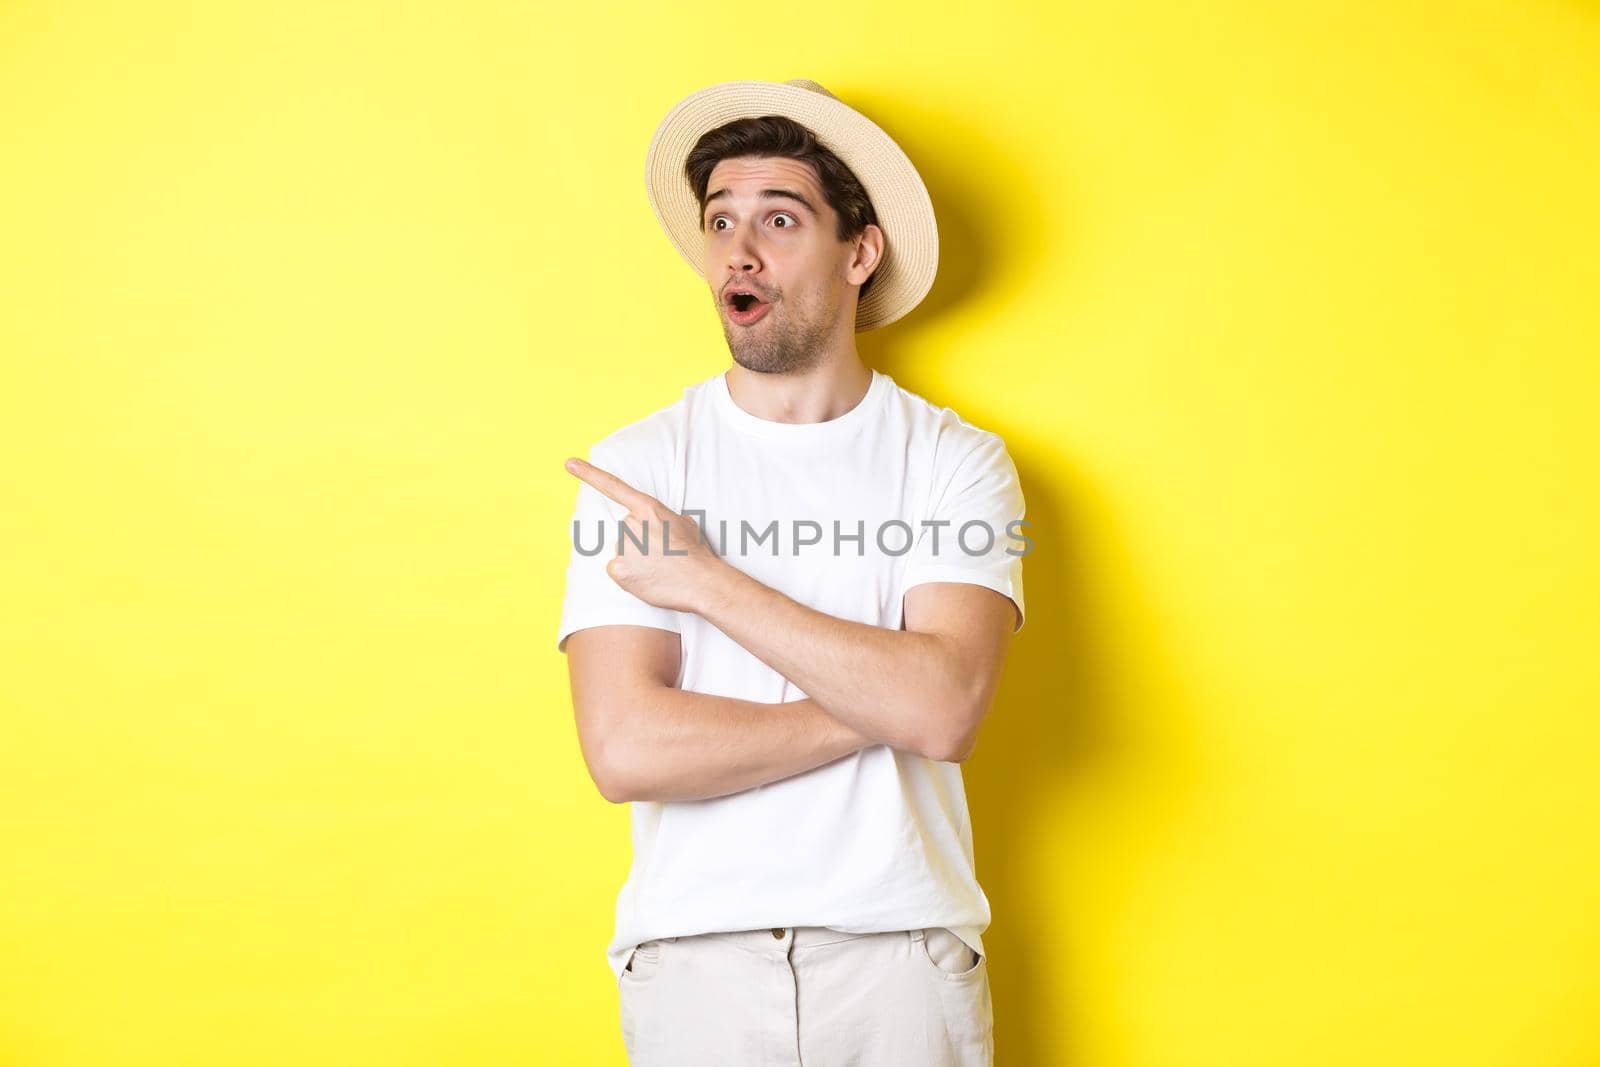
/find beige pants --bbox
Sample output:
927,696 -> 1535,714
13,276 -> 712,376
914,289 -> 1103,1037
618,925 -> 993,1066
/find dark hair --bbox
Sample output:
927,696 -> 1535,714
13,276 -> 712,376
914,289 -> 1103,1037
685,115 -> 880,304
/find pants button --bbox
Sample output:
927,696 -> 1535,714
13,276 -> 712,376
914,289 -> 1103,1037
771,928 -> 786,939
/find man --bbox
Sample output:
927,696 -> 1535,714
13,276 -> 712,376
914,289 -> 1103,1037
557,78 -> 1027,1066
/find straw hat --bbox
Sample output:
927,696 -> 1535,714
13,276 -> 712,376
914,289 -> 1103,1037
644,78 -> 939,333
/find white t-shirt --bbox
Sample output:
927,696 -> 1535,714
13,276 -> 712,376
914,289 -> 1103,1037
556,366 -> 1027,983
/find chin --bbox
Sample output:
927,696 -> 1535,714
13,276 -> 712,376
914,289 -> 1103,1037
729,349 -> 774,373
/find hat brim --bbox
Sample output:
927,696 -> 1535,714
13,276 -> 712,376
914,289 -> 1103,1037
644,80 -> 938,333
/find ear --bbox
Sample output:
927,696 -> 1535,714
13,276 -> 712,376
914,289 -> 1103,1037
845,223 -> 885,288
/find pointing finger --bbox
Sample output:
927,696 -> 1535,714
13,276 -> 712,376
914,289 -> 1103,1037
564,457 -> 658,512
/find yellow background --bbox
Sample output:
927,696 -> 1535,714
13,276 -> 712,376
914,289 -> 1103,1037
2,1 -> 1597,1064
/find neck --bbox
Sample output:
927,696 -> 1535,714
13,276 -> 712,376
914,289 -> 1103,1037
724,357 -> 874,425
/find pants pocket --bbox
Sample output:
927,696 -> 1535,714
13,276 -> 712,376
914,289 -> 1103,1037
916,927 -> 984,980
913,929 -> 993,1065
619,939 -> 669,1060
624,938 -> 665,977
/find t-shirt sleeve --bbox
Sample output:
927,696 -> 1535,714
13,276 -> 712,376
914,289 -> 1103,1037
555,438 -> 684,653
900,430 -> 1027,633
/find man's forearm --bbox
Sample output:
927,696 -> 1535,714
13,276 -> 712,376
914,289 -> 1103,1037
694,566 -> 970,759
610,687 -> 877,803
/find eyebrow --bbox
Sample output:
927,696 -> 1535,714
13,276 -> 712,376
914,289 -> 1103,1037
702,187 -> 818,223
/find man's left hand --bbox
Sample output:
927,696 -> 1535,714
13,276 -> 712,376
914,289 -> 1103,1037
564,457 -> 728,615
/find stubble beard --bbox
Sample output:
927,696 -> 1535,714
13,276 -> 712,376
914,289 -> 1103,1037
722,297 -> 840,376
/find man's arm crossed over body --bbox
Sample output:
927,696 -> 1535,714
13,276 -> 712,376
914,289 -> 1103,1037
564,623 -> 875,804
562,430 -> 1024,773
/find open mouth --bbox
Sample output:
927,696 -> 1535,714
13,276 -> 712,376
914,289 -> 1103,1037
725,288 -> 773,326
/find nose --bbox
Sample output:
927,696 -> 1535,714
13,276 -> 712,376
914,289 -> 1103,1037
726,226 -> 763,275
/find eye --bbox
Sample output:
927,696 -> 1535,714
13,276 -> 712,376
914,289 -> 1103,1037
708,212 -> 798,232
